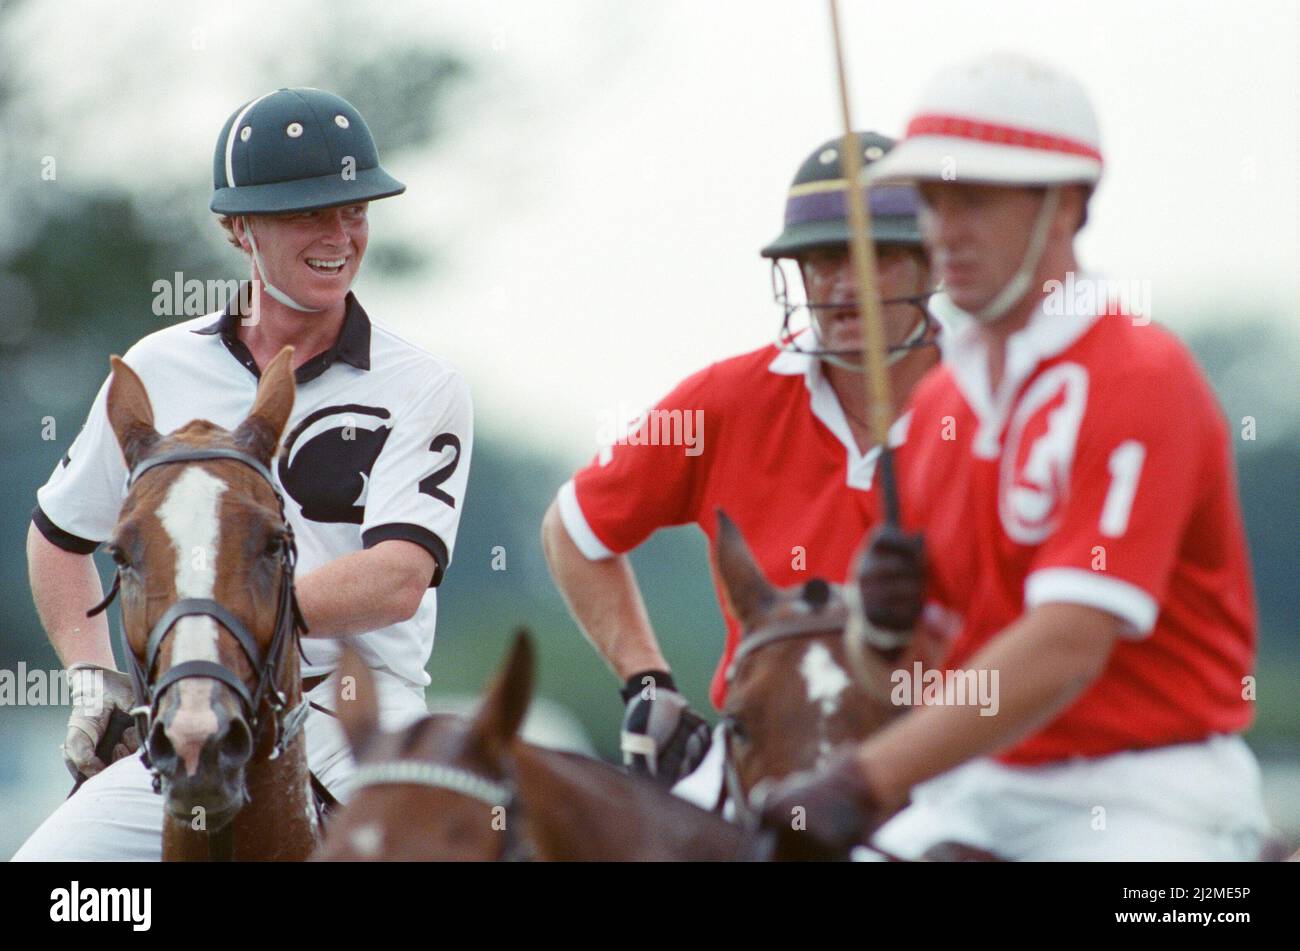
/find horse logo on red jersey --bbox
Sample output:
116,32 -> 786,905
999,363 -> 1089,543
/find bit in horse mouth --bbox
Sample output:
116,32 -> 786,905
161,783 -> 246,830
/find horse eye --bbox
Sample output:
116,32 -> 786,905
107,544 -> 130,568
725,715 -> 749,742
263,534 -> 285,558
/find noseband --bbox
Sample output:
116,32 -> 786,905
88,447 -> 310,793
350,741 -> 534,862
723,609 -> 849,685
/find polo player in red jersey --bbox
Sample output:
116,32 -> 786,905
761,54 -> 1273,861
541,133 -> 943,802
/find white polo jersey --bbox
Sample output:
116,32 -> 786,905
33,291 -> 473,690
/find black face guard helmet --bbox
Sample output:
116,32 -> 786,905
760,131 -> 942,372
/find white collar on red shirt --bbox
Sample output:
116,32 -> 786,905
768,328 -> 911,491
936,272 -> 1106,459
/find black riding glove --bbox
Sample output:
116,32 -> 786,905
855,524 -> 927,638
620,670 -> 712,787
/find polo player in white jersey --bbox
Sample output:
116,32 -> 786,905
16,88 -> 473,860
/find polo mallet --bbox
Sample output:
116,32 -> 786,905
827,0 -> 899,520
826,0 -> 909,694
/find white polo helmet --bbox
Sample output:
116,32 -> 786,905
870,55 -> 1102,323
869,53 -> 1102,187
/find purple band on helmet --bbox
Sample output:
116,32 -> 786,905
785,183 -> 920,226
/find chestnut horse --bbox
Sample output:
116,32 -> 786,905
94,347 -> 316,860
315,632 -> 755,861
712,511 -> 998,861
712,514 -> 894,811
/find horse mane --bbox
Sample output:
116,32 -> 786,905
511,741 -> 744,861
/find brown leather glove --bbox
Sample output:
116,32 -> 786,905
856,523 -> 927,634
757,750 -> 899,861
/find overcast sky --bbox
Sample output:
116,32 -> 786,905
9,0 -> 1298,456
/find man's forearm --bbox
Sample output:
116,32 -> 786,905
540,502 -> 667,681
27,522 -> 115,669
857,603 -> 1119,806
296,540 -> 434,638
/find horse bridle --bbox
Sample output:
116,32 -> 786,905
349,737 -> 534,862
719,589 -> 850,825
87,447 -> 310,797
716,593 -> 911,861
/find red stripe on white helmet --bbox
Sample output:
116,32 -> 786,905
870,54 -> 1103,187
904,114 -> 1102,163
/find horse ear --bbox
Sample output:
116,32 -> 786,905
233,346 -> 295,465
713,509 -> 776,633
106,356 -> 161,470
469,629 -> 535,758
335,645 -> 379,755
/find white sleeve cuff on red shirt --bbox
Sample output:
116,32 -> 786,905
1024,567 -> 1158,639
557,479 -> 616,561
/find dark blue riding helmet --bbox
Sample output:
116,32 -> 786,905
760,131 -> 922,259
210,87 -> 405,216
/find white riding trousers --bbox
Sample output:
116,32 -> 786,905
871,734 -> 1272,861
11,669 -> 427,862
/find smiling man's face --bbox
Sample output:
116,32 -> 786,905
237,203 -> 369,311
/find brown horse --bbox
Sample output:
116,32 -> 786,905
315,632 -> 753,861
712,512 -> 897,810
98,347 -> 316,860
712,511 -> 997,861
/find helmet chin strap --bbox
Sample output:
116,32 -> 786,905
814,309 -> 931,373
242,216 -> 326,314
772,259 -> 940,374
968,186 -> 1061,324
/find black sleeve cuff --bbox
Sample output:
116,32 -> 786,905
32,506 -> 100,555
621,669 -> 677,703
361,523 -> 449,588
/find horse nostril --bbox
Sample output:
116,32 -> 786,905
148,722 -> 176,769
219,717 -> 253,767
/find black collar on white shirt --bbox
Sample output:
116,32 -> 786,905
192,285 -> 372,384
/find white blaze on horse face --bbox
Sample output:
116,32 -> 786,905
800,643 -> 851,764
800,643 -> 851,716
158,466 -> 229,662
157,466 -> 229,767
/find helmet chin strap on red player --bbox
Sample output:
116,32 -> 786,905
970,186 -> 1061,324
771,258 -> 940,374
812,307 -> 933,373
243,216 -> 326,314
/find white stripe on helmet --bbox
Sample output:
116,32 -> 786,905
224,92 -> 274,189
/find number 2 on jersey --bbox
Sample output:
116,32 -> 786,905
419,433 -> 462,507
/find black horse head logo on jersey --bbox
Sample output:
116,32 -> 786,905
277,404 -> 392,524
